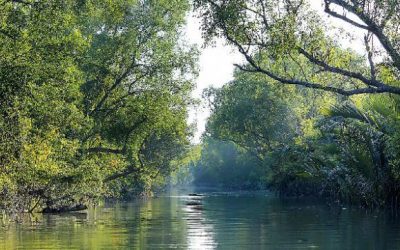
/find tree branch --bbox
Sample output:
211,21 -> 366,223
103,135 -> 149,183
364,33 -> 376,80
89,61 -> 142,115
327,0 -> 400,70
204,0 -> 400,96
297,48 -> 389,89
103,167 -> 137,182
87,147 -> 124,154
324,1 -> 371,31
234,64 -> 392,95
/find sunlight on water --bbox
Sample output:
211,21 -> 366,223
1,192 -> 400,249
184,195 -> 216,250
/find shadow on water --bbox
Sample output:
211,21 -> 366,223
1,191 -> 400,249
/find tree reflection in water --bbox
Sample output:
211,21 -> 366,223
2,192 -> 400,249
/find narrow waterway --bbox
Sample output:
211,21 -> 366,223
1,191 -> 400,249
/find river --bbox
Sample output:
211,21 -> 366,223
1,191 -> 400,249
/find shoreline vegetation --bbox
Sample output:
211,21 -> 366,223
187,0 -> 400,209
0,0 -> 198,215
1,0 -> 400,218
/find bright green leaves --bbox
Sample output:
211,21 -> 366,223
195,0 -> 400,95
200,49 -> 400,205
205,74 -> 296,158
0,0 -> 196,212
78,0 -> 197,196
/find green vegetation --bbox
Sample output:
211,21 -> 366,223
1,0 -> 400,214
190,0 -> 400,207
191,138 -> 266,189
0,0 -> 197,213
196,68 -> 400,206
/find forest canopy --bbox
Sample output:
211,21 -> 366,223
188,0 -> 400,207
1,0 -> 400,213
194,0 -> 400,95
0,0 -> 197,213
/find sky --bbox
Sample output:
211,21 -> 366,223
184,1 -> 367,144
185,13 -> 243,143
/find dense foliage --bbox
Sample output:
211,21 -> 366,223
0,0 -> 197,213
191,139 -> 266,189
1,0 -> 400,213
196,54 -> 400,207
187,0 -> 400,207
195,0 -> 400,95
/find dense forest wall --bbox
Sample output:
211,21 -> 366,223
0,0 -> 197,213
191,0 -> 400,207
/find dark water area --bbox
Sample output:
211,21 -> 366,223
1,191 -> 400,249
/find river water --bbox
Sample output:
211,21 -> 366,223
1,191 -> 400,249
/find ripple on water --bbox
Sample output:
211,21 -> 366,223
1,193 -> 400,249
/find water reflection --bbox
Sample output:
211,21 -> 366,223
1,192 -> 400,249
184,194 -> 216,249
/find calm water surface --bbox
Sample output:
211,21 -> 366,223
1,191 -> 400,249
